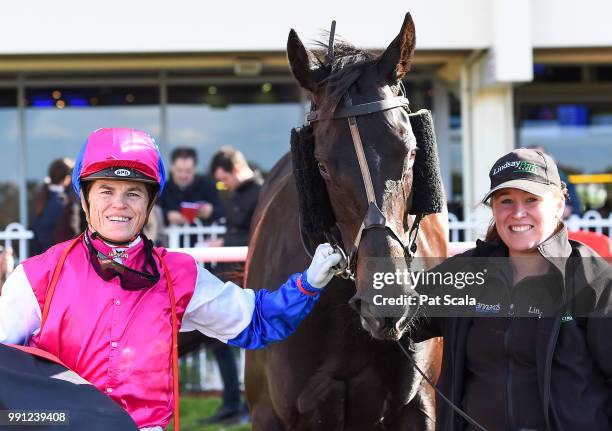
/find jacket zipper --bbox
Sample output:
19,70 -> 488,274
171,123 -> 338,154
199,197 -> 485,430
542,317 -> 562,431
504,303 -> 515,431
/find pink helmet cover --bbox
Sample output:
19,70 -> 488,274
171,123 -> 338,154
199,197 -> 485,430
73,128 -> 166,196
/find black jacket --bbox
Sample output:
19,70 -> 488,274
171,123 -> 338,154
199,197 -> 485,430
30,188 -> 69,255
410,228 -> 612,431
158,175 -> 224,224
222,177 -> 262,247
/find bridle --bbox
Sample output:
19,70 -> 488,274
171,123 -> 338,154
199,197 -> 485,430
297,22 -> 488,431
305,83 -> 487,431
297,20 -> 423,280
305,91 -> 423,281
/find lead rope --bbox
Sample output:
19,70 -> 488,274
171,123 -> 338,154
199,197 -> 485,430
395,341 -> 488,431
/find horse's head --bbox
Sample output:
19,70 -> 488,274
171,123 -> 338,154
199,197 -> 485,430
287,13 -> 445,340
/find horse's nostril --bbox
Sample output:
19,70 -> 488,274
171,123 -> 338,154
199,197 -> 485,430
349,298 -> 362,315
394,316 -> 407,332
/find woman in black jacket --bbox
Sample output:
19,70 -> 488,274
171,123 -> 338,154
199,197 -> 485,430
410,149 -> 612,431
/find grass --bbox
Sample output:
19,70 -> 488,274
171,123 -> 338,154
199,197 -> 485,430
166,396 -> 251,431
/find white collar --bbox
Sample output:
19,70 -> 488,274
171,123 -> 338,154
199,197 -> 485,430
105,235 -> 141,250
48,184 -> 65,193
88,229 -> 142,250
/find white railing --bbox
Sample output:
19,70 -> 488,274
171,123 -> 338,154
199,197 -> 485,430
447,212 -> 488,242
565,210 -> 612,236
163,220 -> 227,249
0,222 -> 34,262
448,211 -> 612,242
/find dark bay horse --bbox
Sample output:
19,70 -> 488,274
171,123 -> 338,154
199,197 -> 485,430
244,13 -> 448,430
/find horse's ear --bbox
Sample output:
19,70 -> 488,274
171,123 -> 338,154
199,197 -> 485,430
287,29 -> 319,93
377,13 -> 416,82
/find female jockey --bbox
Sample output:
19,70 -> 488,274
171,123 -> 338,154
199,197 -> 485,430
0,128 -> 342,431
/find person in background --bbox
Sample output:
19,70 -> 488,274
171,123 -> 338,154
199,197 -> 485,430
158,147 -> 224,227
207,146 -> 262,248
185,147 -> 263,425
29,158 -> 75,256
0,246 -> 14,288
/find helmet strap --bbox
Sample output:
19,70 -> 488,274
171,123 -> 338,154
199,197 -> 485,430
90,230 -> 137,247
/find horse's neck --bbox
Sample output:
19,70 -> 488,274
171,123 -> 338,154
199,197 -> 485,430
414,210 -> 449,268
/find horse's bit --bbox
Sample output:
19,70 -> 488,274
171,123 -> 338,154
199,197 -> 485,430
306,91 -> 422,280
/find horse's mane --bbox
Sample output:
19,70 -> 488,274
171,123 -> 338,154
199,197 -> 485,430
312,40 -> 377,118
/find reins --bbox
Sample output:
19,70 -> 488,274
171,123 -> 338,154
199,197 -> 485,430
395,341 -> 488,431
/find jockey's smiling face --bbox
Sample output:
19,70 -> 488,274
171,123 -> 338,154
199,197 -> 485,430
86,180 -> 149,243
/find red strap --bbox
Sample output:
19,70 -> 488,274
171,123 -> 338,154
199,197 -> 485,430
39,237 -> 180,430
297,275 -> 318,297
154,249 -> 180,431
7,344 -> 70,369
40,234 -> 82,335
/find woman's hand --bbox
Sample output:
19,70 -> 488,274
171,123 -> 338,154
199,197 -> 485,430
305,244 -> 343,289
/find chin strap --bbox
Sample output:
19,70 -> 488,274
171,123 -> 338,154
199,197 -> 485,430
90,230 -> 140,247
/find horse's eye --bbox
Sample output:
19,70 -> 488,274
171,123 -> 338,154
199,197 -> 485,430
409,148 -> 417,161
317,162 -> 329,177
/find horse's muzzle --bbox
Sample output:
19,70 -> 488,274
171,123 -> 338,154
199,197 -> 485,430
349,296 -> 413,340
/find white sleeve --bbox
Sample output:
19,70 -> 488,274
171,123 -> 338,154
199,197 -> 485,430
0,265 -> 41,345
180,265 -> 255,343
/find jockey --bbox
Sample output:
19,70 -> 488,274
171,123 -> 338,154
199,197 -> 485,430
0,128 -> 342,431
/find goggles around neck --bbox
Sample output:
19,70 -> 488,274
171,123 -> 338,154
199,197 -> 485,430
84,230 -> 160,291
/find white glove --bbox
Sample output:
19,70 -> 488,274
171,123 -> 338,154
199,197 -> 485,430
305,243 -> 343,289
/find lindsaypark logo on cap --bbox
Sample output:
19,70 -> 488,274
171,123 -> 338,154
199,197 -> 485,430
491,160 -> 539,176
481,148 -> 562,203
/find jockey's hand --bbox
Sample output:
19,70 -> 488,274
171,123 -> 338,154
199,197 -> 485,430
306,243 -> 343,289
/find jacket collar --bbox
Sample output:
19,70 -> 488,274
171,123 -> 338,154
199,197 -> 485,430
475,224 -> 572,280
536,226 -> 572,277
235,173 -> 263,192
87,229 -> 144,264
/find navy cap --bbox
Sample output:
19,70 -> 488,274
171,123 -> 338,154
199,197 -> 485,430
482,149 -> 562,203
